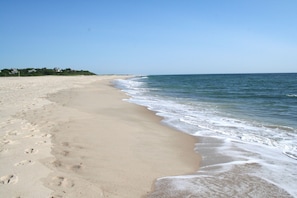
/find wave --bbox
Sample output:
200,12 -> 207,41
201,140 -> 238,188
287,94 -> 297,97
283,151 -> 297,160
116,77 -> 297,160
116,75 -> 297,197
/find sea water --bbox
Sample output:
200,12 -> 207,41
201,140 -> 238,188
114,73 -> 297,197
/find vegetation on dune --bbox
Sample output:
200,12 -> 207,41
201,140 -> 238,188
0,68 -> 96,76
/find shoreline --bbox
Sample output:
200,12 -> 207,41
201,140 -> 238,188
114,76 -> 296,198
0,76 -> 200,197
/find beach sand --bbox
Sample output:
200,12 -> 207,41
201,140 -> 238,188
0,76 -> 199,197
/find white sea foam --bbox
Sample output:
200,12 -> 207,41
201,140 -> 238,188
115,77 -> 297,197
287,94 -> 297,97
115,77 -> 297,159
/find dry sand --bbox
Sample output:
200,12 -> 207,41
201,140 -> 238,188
0,76 -> 199,198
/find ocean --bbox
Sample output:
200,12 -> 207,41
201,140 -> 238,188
114,73 -> 297,197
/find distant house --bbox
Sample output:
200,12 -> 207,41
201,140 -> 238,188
28,69 -> 37,73
54,67 -> 62,72
10,69 -> 19,75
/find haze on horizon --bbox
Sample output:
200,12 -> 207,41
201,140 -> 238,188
0,1 -> 296,75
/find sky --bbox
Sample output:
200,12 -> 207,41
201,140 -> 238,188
0,0 -> 297,75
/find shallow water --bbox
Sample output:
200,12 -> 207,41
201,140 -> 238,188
115,73 -> 297,197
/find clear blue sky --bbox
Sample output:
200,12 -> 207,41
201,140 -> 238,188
1,0 -> 296,75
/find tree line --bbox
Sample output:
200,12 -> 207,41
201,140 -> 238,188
0,68 -> 96,76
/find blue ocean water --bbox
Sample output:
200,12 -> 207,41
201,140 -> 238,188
115,73 -> 297,197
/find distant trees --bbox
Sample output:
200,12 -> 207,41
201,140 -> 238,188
0,68 -> 96,76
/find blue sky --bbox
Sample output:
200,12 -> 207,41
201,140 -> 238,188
0,0 -> 296,75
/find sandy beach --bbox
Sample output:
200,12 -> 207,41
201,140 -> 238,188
0,76 -> 199,197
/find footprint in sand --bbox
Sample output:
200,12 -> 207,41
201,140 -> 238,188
61,150 -> 70,156
42,133 -> 52,138
51,160 -> 63,168
35,140 -> 47,145
6,119 -> 13,125
69,163 -> 84,172
14,159 -> 34,166
1,139 -> 15,145
29,128 -> 40,133
50,176 -> 74,188
24,148 -> 38,154
24,134 -> 37,138
61,142 -> 70,147
25,133 -> 51,138
8,130 -> 20,136
0,148 -> 8,153
0,174 -> 18,185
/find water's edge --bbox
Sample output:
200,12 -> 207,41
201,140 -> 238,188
114,75 -> 297,197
